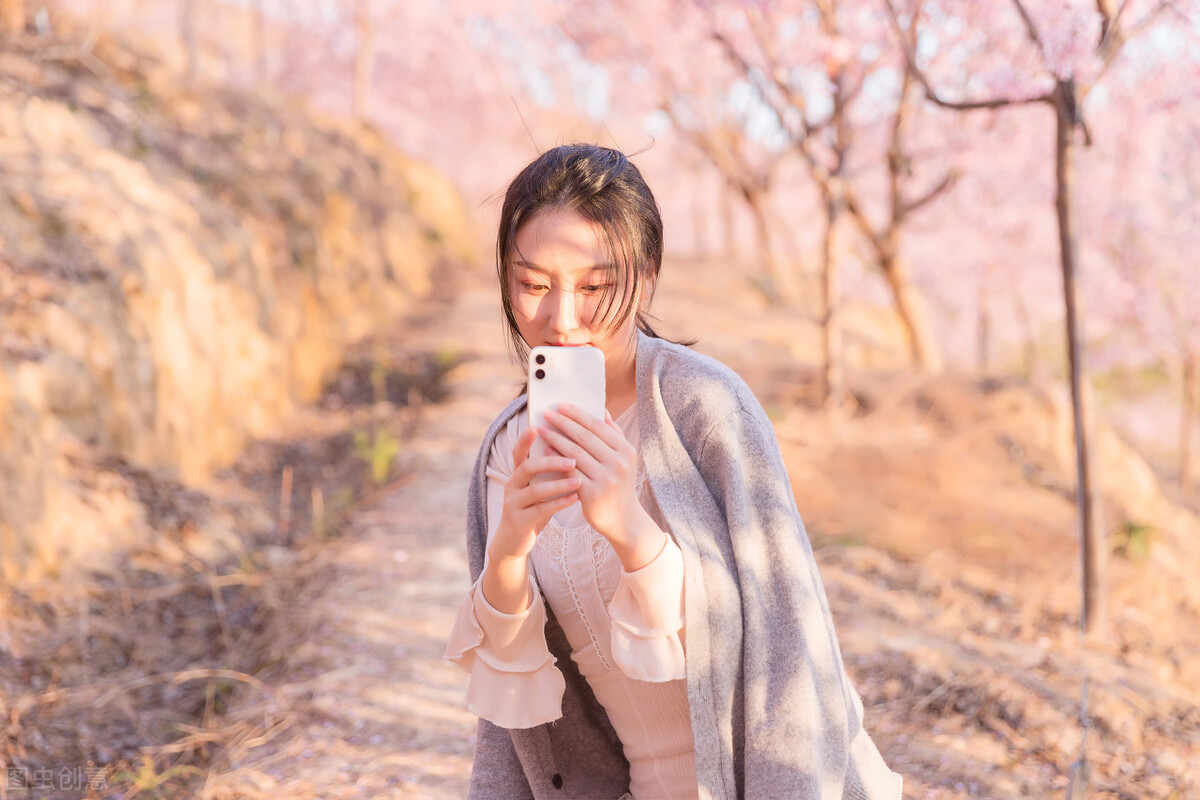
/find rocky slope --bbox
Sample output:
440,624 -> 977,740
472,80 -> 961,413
0,30 -> 472,582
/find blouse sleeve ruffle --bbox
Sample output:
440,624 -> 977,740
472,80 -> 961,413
445,577 -> 565,729
607,534 -> 687,683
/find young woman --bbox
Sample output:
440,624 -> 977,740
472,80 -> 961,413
446,144 -> 901,800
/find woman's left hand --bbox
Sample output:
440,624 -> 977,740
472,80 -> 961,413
538,404 -> 666,571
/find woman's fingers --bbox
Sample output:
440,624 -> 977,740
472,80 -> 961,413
513,454 -> 576,486
540,407 -> 635,481
511,426 -> 539,468
536,425 -> 600,478
520,475 -> 581,506
524,491 -> 580,528
547,405 -> 624,452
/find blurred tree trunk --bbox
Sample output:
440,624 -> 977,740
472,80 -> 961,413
180,0 -> 199,81
820,190 -> 844,410
219,2 -> 233,77
125,0 -> 148,25
250,0 -> 266,86
1182,353 -> 1197,493
978,277 -> 991,375
845,67 -> 949,373
719,182 -> 737,263
819,6 -> 847,409
90,0 -> 110,33
666,106 -> 782,299
742,188 -> 786,300
874,238 -> 944,372
1055,78 -> 1106,635
691,161 -> 708,259
1,0 -> 24,35
353,0 -> 376,120
1013,287 -> 1038,379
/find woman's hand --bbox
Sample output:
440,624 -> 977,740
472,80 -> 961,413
538,404 -> 666,571
483,427 -> 580,614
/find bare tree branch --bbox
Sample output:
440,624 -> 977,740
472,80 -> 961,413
1084,0 -> 1174,103
1010,0 -> 1050,68
712,15 -> 843,184
1096,0 -> 1124,47
710,25 -> 834,189
1116,0 -> 1174,42
743,9 -> 817,138
903,169 -> 959,219
881,0 -> 1054,111
660,99 -> 768,195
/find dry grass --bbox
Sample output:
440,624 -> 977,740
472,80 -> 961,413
0,338 -> 460,799
0,527 -> 321,797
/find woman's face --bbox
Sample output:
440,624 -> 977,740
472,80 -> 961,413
507,207 -> 640,383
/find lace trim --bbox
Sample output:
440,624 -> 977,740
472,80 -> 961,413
535,457 -> 650,677
590,528 -> 614,572
544,516 -> 614,674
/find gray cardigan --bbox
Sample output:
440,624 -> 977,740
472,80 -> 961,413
463,332 -> 902,800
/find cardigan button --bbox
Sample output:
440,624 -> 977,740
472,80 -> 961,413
551,773 -> 563,789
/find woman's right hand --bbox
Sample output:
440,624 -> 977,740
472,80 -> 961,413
482,427 -> 579,613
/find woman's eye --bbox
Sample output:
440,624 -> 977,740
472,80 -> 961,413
581,284 -> 610,294
520,282 -> 548,293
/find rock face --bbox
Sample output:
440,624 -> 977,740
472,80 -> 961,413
0,36 -> 473,581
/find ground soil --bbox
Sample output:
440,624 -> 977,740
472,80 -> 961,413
6,256 -> 1195,800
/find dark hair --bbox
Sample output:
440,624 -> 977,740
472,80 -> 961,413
497,144 -> 669,364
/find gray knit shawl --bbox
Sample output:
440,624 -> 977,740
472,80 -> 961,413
463,332 -> 902,800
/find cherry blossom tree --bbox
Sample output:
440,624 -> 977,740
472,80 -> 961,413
512,0 -> 964,412
884,0 -> 1179,634
706,0 -> 960,405
535,0 -> 796,298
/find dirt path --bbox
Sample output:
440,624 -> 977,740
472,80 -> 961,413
205,275 -> 514,799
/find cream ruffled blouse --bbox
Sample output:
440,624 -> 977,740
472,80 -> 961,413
446,404 -> 698,800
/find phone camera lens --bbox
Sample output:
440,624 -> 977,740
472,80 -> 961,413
534,369 -> 546,380
535,354 -> 546,365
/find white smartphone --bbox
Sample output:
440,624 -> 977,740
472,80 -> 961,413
527,345 -> 607,462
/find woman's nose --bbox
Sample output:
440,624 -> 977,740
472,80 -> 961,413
549,288 -> 580,333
